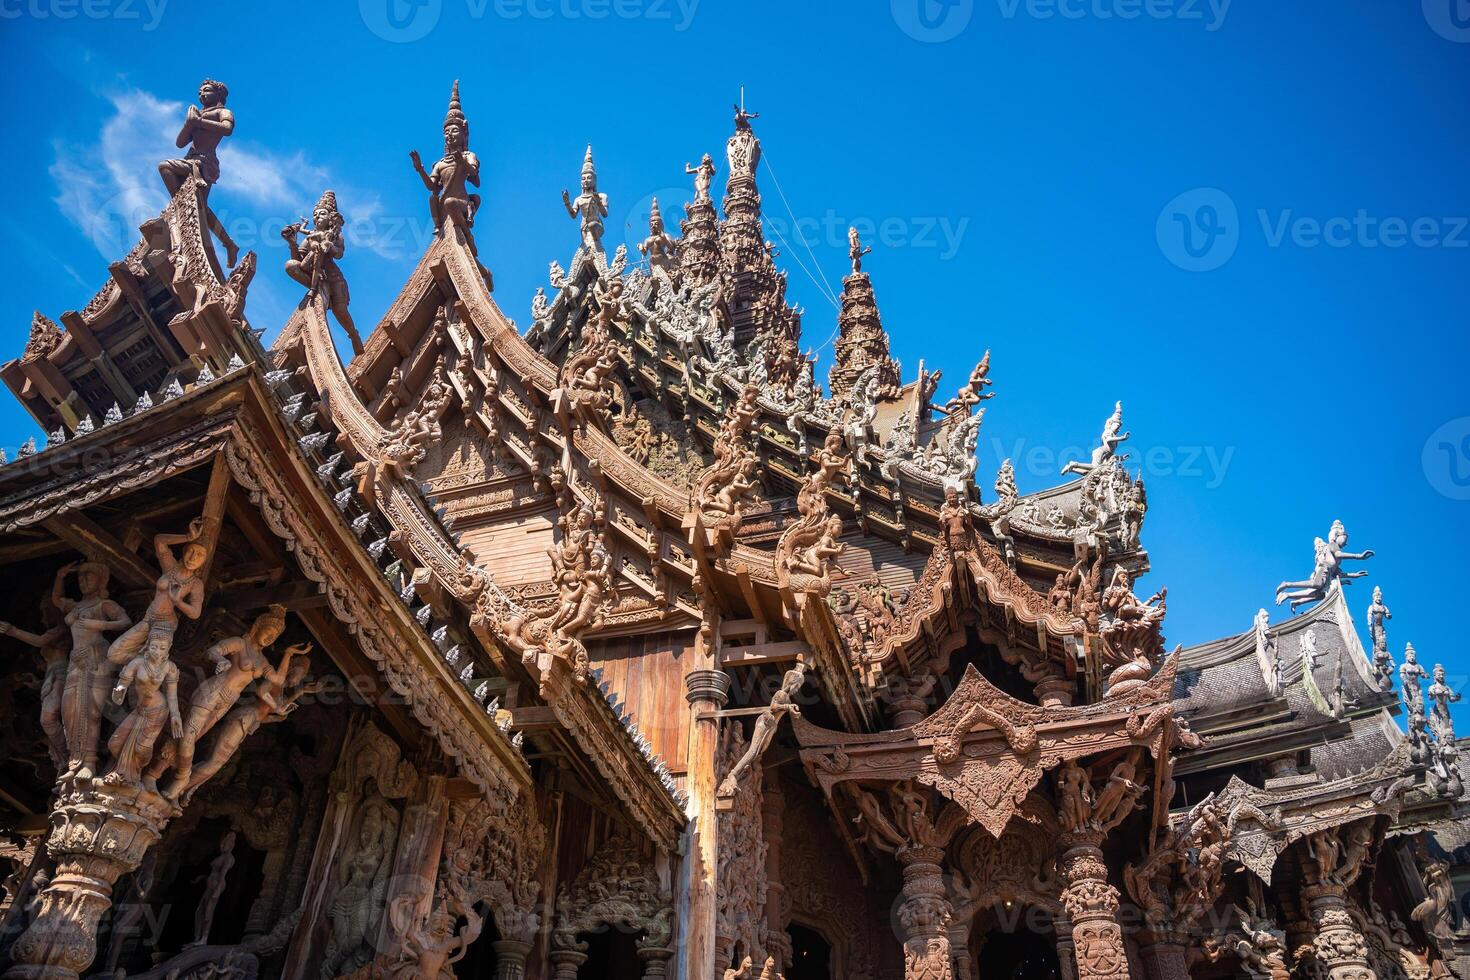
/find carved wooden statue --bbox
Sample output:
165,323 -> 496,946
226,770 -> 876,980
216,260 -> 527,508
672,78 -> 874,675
718,663 -> 806,798
411,81 -> 481,253
52,560 -> 131,781
283,189 -> 362,355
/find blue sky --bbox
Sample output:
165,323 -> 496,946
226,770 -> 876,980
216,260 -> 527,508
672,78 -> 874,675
1,0 -> 1467,728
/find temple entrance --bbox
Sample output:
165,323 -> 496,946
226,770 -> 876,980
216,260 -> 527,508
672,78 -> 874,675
452,908 -> 499,977
578,928 -> 641,978
788,922 -> 833,979
974,927 -> 1061,980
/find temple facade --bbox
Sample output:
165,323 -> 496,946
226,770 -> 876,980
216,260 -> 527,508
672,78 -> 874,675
0,78 -> 1465,980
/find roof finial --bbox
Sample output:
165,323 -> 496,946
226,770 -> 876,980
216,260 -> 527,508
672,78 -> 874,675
445,79 -> 468,145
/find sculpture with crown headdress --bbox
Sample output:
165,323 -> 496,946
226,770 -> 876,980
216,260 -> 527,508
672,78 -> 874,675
562,144 -> 610,258
411,80 -> 482,254
639,196 -> 679,279
1275,519 -> 1374,612
143,604 -> 313,799
283,189 -> 362,355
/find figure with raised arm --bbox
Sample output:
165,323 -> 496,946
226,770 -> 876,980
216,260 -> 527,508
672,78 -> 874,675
1062,400 -> 1130,476
50,560 -> 131,780
148,605 -> 311,799
1366,586 -> 1394,690
0,580 -> 72,771
411,81 -> 481,253
282,189 -> 362,355
719,663 -> 807,797
158,79 -> 241,267
848,227 -> 872,274
638,197 -> 679,278
177,648 -> 317,804
1275,520 -> 1374,611
106,518 -> 213,672
685,153 -> 716,204
562,145 -> 609,255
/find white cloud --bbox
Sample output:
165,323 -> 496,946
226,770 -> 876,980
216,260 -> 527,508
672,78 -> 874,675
51,87 -> 403,266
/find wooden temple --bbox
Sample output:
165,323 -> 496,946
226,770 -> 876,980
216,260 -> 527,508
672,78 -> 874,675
0,79 -> 1464,980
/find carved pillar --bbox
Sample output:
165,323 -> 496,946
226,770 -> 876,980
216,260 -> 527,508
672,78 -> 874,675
1135,929 -> 1190,980
888,694 -> 930,728
638,944 -> 674,979
1304,884 -> 1376,980
1059,832 -> 1131,980
685,666 -> 731,978
548,948 -> 587,979
3,787 -> 172,980
761,779 -> 790,973
896,845 -> 954,980
1035,677 -> 1076,708
491,938 -> 531,980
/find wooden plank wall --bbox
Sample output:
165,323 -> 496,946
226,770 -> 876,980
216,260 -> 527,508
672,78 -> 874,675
587,628 -> 699,777
835,535 -> 926,591
458,507 -> 557,588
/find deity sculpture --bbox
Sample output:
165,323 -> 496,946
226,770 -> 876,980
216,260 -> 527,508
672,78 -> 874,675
848,227 -> 872,275
0,580 -> 72,771
158,78 -> 241,267
1253,608 -> 1282,698
547,503 -> 615,640
1399,644 -> 1429,709
638,197 -> 679,278
411,81 -> 481,253
283,189 -> 362,355
718,663 -> 806,797
1275,520 -> 1373,611
1411,857 -> 1456,941
562,145 -> 609,255
106,623 -> 183,785
51,560 -> 132,781
1427,663 -> 1461,740
685,153 -> 716,205
943,351 -> 995,415
1062,401 -> 1130,476
1099,567 -> 1167,693
147,606 -> 311,799
192,831 -> 237,946
321,799 -> 398,978
1365,586 -> 1394,691
107,519 -> 213,672
783,514 -> 846,583
174,645 -> 317,805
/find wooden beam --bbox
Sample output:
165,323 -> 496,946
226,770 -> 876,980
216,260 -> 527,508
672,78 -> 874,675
718,640 -> 807,668
107,262 -> 180,366
196,454 -> 233,600
41,513 -> 154,590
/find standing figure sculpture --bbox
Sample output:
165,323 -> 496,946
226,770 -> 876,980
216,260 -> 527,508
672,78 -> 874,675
147,605 -> 310,799
1427,664 -> 1462,741
718,663 -> 807,797
107,519 -> 212,669
1399,643 -> 1429,708
562,145 -> 609,256
282,190 -> 362,355
1062,401 -> 1130,476
0,578 -> 73,771
638,197 -> 679,278
51,560 -> 131,781
106,624 -> 183,785
192,830 -> 237,947
1366,586 -> 1394,691
411,81 -> 481,253
1274,520 -> 1373,611
685,154 -> 716,204
158,79 -> 241,267
848,226 -> 872,274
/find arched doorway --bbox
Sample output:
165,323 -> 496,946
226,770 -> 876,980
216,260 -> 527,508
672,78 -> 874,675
975,926 -> 1061,980
579,928 -> 642,978
788,922 -> 833,980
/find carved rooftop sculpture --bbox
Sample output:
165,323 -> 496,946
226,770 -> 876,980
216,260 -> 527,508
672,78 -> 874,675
0,81 -> 1455,980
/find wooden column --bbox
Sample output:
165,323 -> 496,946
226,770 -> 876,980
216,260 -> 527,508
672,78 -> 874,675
491,939 -> 531,980
761,778 -> 791,972
683,659 -> 730,980
896,845 -> 955,980
1059,832 -> 1131,980
1304,884 -> 1376,980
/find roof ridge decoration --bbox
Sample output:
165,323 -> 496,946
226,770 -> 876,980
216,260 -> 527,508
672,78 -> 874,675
775,431 -> 849,619
679,153 -> 721,284
1275,519 -> 1374,612
23,312 -> 63,363
692,381 -> 763,536
410,79 -> 485,267
828,228 -> 901,406
1366,585 -> 1395,693
562,144 -> 609,263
